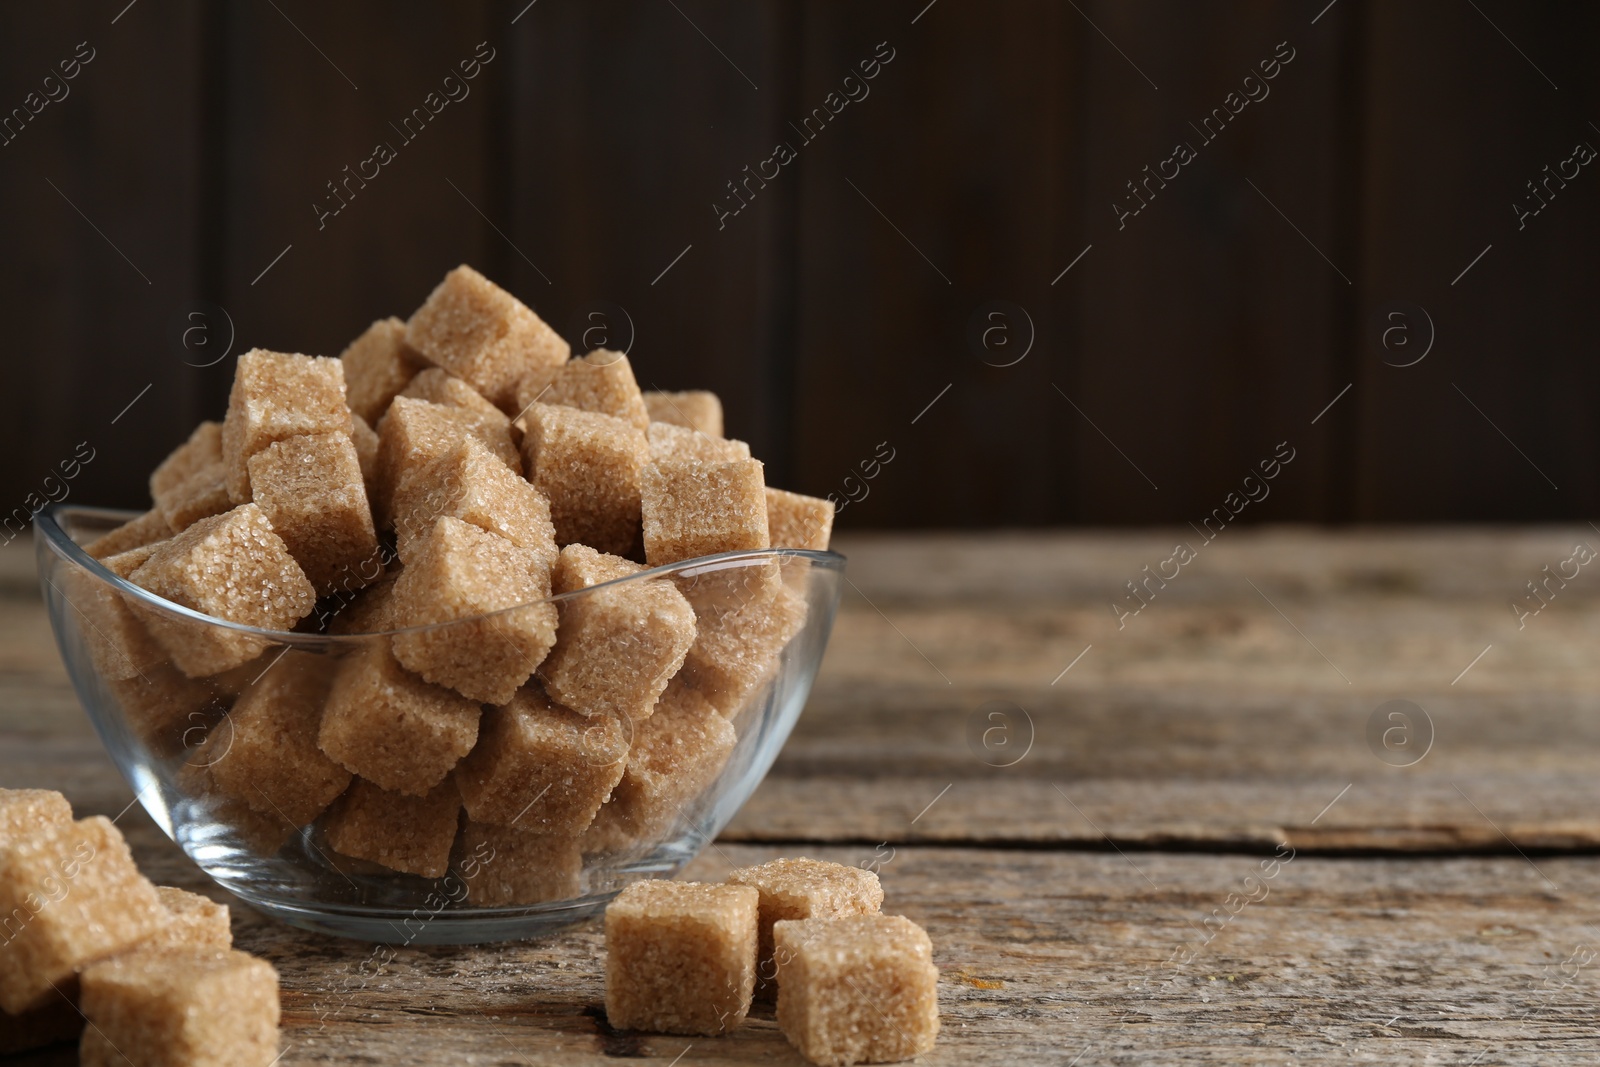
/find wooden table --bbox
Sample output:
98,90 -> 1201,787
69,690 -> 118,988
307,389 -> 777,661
6,528 -> 1600,1065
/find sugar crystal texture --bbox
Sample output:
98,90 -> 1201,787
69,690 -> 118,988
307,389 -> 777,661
582,680 -> 735,852
455,820 -> 582,905
604,880 -> 758,1035
128,504 -> 316,676
772,914 -> 939,1067
339,316 -> 426,424
392,436 -> 556,569
641,458 -> 770,566
389,517 -> 557,705
373,396 -> 521,524
71,542 -> 166,682
541,350 -> 650,429
149,421 -> 232,531
765,487 -> 835,551
319,641 -> 481,797
209,652 -> 351,825
644,390 -> 723,438
646,421 -> 751,465
84,509 -> 172,560
248,431 -> 381,597
147,886 -> 232,950
681,579 -> 808,716
221,349 -> 352,502
405,264 -> 569,412
521,403 -> 648,556
0,816 -> 171,1014
726,858 -> 883,989
400,366 -> 508,420
455,686 -> 627,834
323,777 -> 461,879
541,545 -> 696,722
79,947 -> 279,1067
0,789 -> 71,848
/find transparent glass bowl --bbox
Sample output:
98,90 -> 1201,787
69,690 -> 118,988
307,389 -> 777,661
35,504 -> 843,944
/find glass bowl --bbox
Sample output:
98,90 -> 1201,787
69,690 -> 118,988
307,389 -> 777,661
34,504 -> 843,944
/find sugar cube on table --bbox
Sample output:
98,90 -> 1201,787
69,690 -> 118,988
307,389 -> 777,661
400,366 -> 508,420
322,777 -> 461,879
645,421 -> 751,465
726,858 -> 884,990
148,421 -> 231,532
388,517 -> 558,705
340,316 -> 427,424
221,349 -> 352,503
79,947 -> 279,1067
540,350 -> 650,429
83,508 -> 172,561
208,652 -> 351,826
0,788 -> 71,847
455,820 -> 582,905
0,816 -> 171,1015
604,880 -> 758,1035
521,403 -> 648,556
644,390 -> 724,438
455,686 -> 627,835
373,396 -> 521,524
392,436 -> 556,569
405,264 -> 569,412
772,914 -> 940,1067
128,504 -> 316,677
148,886 -> 233,950
318,641 -> 481,797
248,431 -> 381,597
541,545 -> 696,723
582,681 -> 735,852
765,487 -> 835,552
681,579 -> 808,717
641,457 -> 770,566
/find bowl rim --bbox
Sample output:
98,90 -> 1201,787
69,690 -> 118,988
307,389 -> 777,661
37,503 -> 844,645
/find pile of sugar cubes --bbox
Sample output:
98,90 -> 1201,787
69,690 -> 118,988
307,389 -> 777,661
0,787 -> 280,1063
606,857 -> 939,1066
70,265 -> 835,890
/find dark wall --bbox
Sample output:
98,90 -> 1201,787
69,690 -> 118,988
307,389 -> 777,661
2,0 -> 1595,532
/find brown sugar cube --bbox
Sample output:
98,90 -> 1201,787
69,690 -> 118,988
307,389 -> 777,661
521,403 -> 648,556
373,396 -> 521,523
541,546 -> 696,722
68,542 -> 166,683
646,421 -> 751,465
84,508 -> 172,560
340,316 -> 427,424
727,858 -> 884,990
682,580 -> 808,716
400,366 -> 508,420
350,412 -> 380,496
550,543 -> 644,594
604,880 -> 758,1035
175,763 -> 296,856
248,431 -> 381,596
0,997 -> 81,1054
79,947 -> 279,1067
0,816 -> 171,1015
582,681 -> 735,852
406,264 -> 570,412
128,504 -> 316,676
0,789 -> 71,847
644,390 -> 724,438
455,820 -> 582,905
543,350 -> 650,429
456,686 -> 627,834
325,570 -> 400,635
393,437 -> 557,569
319,641 -> 481,797
148,886 -> 232,949
773,914 -> 939,1067
221,349 -> 353,503
389,517 -> 557,705
208,653 -> 351,825
641,458 -> 770,566
107,664 -> 224,755
149,421 -> 231,532
323,777 -> 461,878
765,487 -> 835,551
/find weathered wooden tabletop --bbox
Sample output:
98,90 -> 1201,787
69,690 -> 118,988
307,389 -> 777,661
6,527 -> 1600,1065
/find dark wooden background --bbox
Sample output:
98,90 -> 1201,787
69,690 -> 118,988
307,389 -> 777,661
1,0 -> 1595,530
